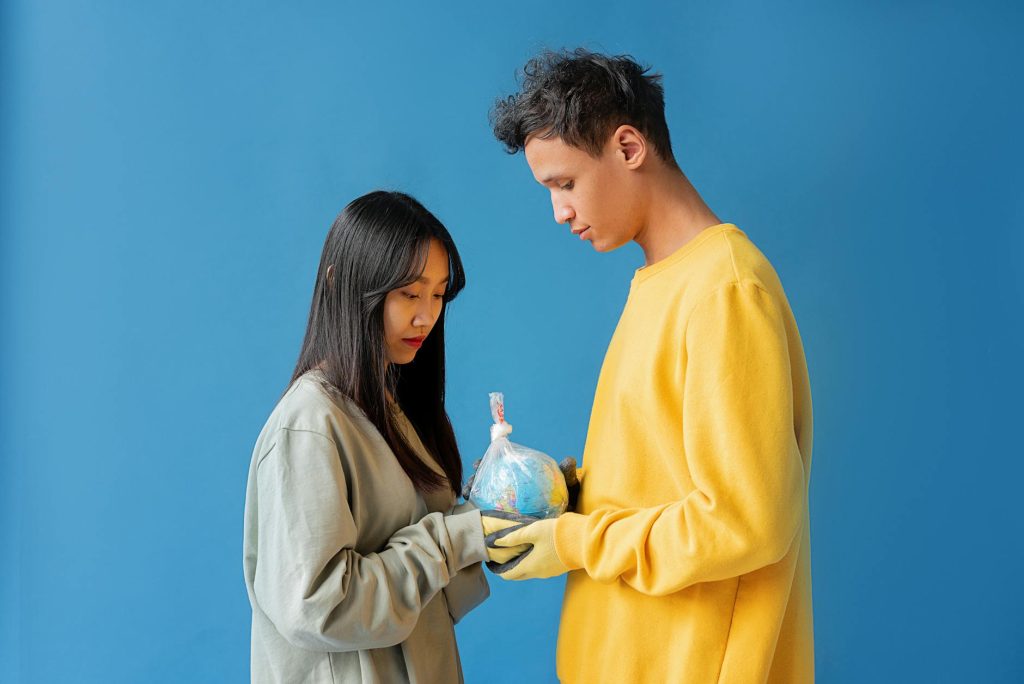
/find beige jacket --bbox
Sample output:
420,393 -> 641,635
243,371 -> 488,683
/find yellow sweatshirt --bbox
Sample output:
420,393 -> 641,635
552,224 -> 814,683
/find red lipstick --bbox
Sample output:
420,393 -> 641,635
402,336 -> 425,349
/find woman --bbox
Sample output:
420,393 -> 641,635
242,191 -> 490,683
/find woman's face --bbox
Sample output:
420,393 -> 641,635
383,238 -> 450,365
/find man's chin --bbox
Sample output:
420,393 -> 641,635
591,236 -> 626,253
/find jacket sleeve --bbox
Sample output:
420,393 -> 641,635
553,281 -> 807,596
441,502 -> 490,623
252,427 -> 487,651
442,562 -> 489,624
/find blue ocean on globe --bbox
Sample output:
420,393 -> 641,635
470,441 -> 568,519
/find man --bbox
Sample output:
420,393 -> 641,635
480,49 -> 815,683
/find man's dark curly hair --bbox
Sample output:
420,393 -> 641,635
490,48 -> 678,168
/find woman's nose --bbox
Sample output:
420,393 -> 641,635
412,302 -> 436,329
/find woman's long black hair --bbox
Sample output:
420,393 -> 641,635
290,191 -> 466,495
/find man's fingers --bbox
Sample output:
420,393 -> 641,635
486,542 -> 530,564
558,457 -> 579,486
487,523 -> 534,548
487,545 -> 534,575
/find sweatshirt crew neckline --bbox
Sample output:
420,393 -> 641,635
632,223 -> 740,286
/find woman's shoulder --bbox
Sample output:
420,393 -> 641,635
253,371 -> 373,453
249,374 -> 366,475
251,371 -> 400,477
269,370 -> 364,434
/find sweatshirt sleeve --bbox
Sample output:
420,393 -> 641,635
252,427 -> 488,651
553,281 -> 807,596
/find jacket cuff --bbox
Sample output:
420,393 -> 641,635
553,512 -> 588,571
443,563 -> 490,624
443,508 -> 488,571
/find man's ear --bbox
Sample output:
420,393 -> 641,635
326,264 -> 335,288
612,125 -> 647,169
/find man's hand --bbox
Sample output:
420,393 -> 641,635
487,517 -> 570,580
559,457 -> 582,511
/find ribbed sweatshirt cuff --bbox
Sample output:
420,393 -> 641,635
443,509 -> 488,572
553,512 -> 588,571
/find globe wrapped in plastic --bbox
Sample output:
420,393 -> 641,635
468,392 -> 568,519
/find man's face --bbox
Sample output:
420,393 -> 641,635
524,133 -> 641,252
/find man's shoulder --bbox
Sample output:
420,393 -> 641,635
664,225 -> 779,296
708,223 -> 772,270
641,226 -> 789,326
684,228 -> 796,328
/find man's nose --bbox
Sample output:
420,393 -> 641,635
552,197 -> 575,225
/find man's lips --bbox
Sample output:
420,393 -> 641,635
571,225 -> 590,238
402,336 -> 425,349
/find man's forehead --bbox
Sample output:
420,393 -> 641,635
525,135 -> 582,181
525,133 -> 568,156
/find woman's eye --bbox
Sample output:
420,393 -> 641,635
403,292 -> 419,300
433,293 -> 445,300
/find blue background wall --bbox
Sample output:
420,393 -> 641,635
2,1 -> 1022,682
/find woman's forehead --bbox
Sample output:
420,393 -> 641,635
410,238 -> 449,284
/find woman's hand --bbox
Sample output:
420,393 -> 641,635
480,510 -> 535,567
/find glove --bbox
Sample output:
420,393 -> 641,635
487,517 -> 570,581
461,458 -> 483,500
559,457 -> 582,511
480,510 -> 533,566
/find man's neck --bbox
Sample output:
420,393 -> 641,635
634,171 -> 722,267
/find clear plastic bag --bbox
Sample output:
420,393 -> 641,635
468,392 -> 568,519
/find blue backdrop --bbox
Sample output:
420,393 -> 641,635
2,1 -> 1022,682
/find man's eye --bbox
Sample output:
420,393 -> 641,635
561,181 -> 574,191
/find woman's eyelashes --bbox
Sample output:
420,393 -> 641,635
402,290 -> 446,300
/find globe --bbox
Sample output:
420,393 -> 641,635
469,441 -> 569,519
